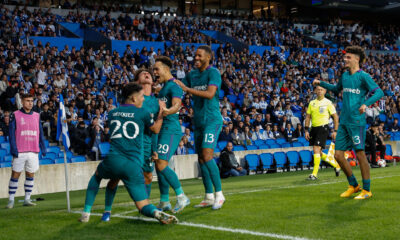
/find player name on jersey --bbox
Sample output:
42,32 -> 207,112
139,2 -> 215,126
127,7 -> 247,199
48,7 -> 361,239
112,112 -> 135,118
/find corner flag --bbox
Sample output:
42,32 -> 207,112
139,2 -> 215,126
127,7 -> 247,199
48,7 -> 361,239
56,93 -> 70,149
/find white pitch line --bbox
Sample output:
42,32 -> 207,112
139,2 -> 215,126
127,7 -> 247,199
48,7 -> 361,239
72,174 -> 400,215
71,211 -> 315,240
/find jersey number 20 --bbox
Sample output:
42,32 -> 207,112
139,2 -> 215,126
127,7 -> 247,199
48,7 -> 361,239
110,120 -> 139,139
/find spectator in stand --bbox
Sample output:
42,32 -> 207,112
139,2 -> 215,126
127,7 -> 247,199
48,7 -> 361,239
243,126 -> 254,144
262,124 -> 274,139
272,124 -> 283,139
253,125 -> 265,140
220,142 -> 247,178
176,138 -> 188,155
284,123 -> 294,142
231,127 -> 245,146
0,111 -> 11,139
73,121 -> 89,155
293,123 -> 305,138
365,123 -> 385,168
40,103 -> 54,140
388,118 -> 400,132
89,124 -> 105,160
219,126 -> 232,142
183,128 -> 194,148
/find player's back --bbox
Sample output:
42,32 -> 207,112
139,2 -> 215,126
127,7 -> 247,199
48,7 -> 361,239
158,80 -> 182,134
143,95 -> 159,148
106,104 -> 152,167
185,67 -> 223,127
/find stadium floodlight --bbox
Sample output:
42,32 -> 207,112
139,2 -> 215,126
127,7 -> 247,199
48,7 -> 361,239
173,13 -> 176,17
141,11 -> 144,14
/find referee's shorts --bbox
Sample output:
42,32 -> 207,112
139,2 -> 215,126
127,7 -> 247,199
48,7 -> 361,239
309,125 -> 329,149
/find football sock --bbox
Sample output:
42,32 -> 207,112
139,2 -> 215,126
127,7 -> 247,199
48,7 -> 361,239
156,170 -> 170,202
205,159 -> 222,192
105,185 -> 118,212
312,154 -> 321,176
321,152 -> 339,168
141,204 -> 158,218
145,183 -> 152,198
8,178 -> 18,201
24,177 -> 34,201
347,174 -> 359,188
200,163 -> 214,194
362,179 -> 371,192
83,174 -> 101,213
160,167 -> 183,196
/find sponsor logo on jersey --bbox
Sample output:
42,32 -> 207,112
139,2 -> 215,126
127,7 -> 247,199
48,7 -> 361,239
343,88 -> 361,94
193,85 -> 207,91
159,97 -> 168,103
21,130 -> 37,136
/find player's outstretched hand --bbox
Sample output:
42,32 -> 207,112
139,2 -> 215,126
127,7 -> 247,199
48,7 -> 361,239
313,79 -> 320,86
152,151 -> 158,162
359,104 -> 367,114
174,79 -> 188,92
305,131 -> 310,141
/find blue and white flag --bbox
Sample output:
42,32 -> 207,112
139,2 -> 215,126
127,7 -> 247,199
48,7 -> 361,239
56,94 -> 70,149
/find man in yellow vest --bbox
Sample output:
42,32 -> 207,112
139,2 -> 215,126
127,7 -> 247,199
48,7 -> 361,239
305,86 -> 340,180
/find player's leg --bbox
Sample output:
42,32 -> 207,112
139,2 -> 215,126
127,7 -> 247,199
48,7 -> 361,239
334,125 -> 360,197
350,126 -> 372,199
143,171 -> 153,197
156,133 -> 189,213
142,152 -> 155,198
121,164 -> 177,224
23,152 -> 40,206
101,179 -> 119,222
201,123 -> 224,210
80,162 -> 109,222
6,152 -> 30,208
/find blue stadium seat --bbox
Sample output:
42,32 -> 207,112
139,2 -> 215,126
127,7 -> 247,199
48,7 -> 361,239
245,154 -> 260,171
219,90 -> 224,99
326,140 -> 332,146
47,146 -> 61,156
299,150 -> 312,166
85,137 -> 91,145
4,155 -> 12,162
71,156 -> 86,163
258,144 -> 270,150
0,136 -> 5,144
217,141 -> 228,150
227,95 -> 237,104
260,153 -> 273,169
269,143 -> 281,149
187,148 -> 195,154
1,142 -> 10,155
233,145 -> 245,151
54,158 -> 66,164
265,139 -> 276,145
254,139 -> 265,146
40,159 -> 54,165
281,142 -> 291,148
45,152 -> 57,160
292,142 -> 304,147
276,139 -> 287,145
379,114 -> 387,123
386,144 -> 393,156
246,145 -> 258,150
99,142 -> 110,158
44,140 -> 50,148
66,151 -> 73,160
297,137 -> 307,144
273,152 -> 287,168
0,149 -> 6,162
0,162 -> 11,168
214,147 -> 220,153
286,151 -> 300,167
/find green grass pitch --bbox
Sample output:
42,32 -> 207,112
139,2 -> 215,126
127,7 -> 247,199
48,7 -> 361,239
1,165 -> 400,240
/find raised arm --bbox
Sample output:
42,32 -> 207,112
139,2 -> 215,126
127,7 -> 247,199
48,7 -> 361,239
314,77 -> 343,95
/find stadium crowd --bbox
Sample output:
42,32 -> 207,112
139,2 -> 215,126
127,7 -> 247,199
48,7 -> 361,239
0,5 -> 399,159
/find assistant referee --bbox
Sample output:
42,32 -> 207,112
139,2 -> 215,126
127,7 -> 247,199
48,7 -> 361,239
305,85 -> 340,180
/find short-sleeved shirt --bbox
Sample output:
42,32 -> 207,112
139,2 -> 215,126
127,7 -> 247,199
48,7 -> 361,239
307,98 -> 336,127
158,79 -> 182,135
182,66 -> 223,127
143,95 -> 159,154
105,104 -> 153,167
320,70 -> 383,126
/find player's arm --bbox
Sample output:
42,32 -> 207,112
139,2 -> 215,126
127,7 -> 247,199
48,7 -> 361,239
149,101 -> 165,134
304,113 -> 311,141
9,113 -> 18,157
313,77 -> 343,95
175,69 -> 220,100
359,74 -> 384,114
162,97 -> 182,116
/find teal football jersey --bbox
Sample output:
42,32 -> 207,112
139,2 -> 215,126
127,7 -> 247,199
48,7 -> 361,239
158,79 -> 183,134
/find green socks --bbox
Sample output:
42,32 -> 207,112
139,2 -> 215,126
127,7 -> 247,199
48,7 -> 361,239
347,174 -> 359,188
362,179 -> 371,192
83,174 -> 101,213
205,159 -> 222,192
157,170 -> 170,202
200,163 -> 214,194
145,183 -> 152,198
141,204 -> 157,218
104,185 -> 118,212
160,166 -> 183,195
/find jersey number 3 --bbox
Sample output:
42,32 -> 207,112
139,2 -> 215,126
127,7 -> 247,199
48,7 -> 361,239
110,120 -> 139,139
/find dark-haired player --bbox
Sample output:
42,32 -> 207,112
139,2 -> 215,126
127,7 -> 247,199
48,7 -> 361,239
175,46 -> 225,210
314,46 -> 384,199
79,83 -> 177,224
153,56 -> 190,213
